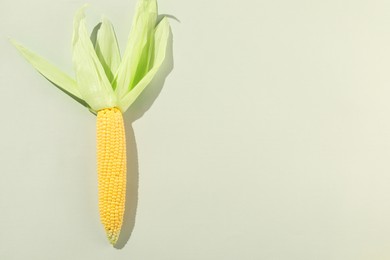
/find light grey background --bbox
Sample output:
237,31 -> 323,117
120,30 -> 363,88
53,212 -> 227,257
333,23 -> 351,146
1,0 -> 390,259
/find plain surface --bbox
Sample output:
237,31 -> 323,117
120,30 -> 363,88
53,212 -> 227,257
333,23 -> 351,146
1,0 -> 390,259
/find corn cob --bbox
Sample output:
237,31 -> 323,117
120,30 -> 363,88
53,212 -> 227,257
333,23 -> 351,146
97,107 -> 126,244
11,0 -> 172,246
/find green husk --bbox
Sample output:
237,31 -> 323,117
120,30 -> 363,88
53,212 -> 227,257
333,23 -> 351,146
114,0 -> 158,99
119,17 -> 170,112
11,0 -> 171,114
95,16 -> 121,84
72,5 -> 117,111
10,39 -> 82,100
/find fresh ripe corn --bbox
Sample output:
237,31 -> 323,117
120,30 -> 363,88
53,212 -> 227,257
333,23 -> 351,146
97,107 -> 126,244
11,0 -> 172,246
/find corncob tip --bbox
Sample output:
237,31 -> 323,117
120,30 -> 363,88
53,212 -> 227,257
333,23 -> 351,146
107,231 -> 120,245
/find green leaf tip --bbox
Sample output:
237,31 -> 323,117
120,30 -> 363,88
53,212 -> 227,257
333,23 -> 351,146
12,0 -> 172,114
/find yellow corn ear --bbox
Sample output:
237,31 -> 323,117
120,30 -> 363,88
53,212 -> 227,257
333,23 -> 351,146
97,107 -> 126,245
